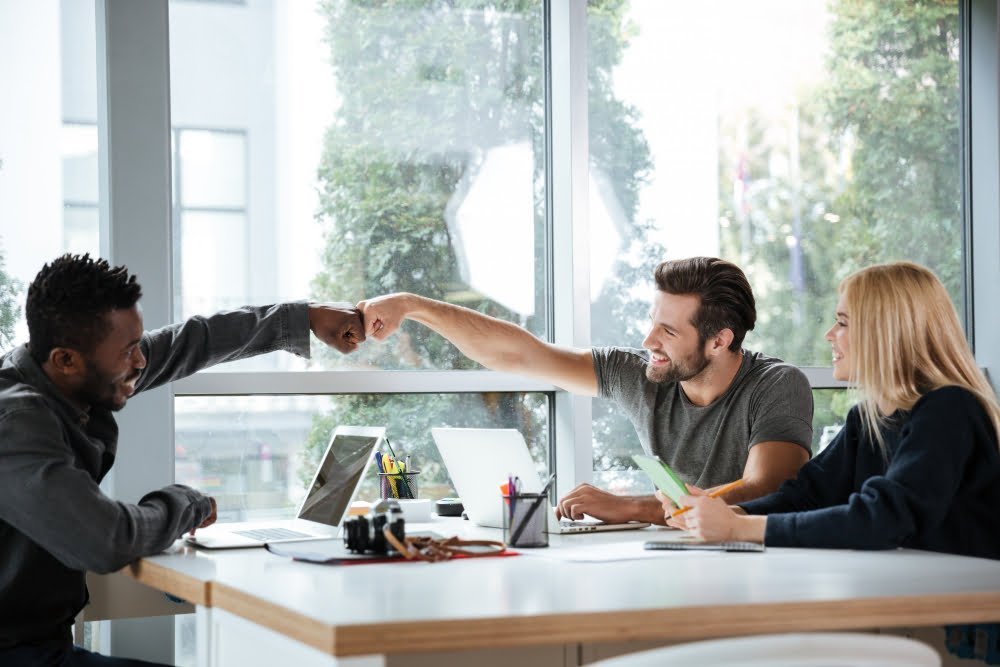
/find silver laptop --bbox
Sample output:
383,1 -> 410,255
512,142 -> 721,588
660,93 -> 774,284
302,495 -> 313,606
186,425 -> 385,549
431,427 -> 649,533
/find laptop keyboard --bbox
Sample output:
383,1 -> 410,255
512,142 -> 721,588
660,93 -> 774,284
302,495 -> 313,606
233,527 -> 312,542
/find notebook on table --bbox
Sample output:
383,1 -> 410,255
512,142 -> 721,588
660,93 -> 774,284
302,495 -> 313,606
644,540 -> 764,552
431,427 -> 650,534
185,425 -> 385,549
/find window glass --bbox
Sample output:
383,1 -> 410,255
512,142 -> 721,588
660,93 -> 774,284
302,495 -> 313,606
177,129 -> 246,209
168,0 -> 547,371
587,0 -> 961,474
812,388 -> 854,454
0,2 -> 100,350
175,393 -> 549,522
63,207 -> 100,255
62,123 -> 99,204
178,211 -> 247,316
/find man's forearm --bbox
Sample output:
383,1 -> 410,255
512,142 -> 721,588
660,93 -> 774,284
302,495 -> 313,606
400,294 -> 548,374
138,302 -> 310,393
630,494 -> 671,525
364,293 -> 598,394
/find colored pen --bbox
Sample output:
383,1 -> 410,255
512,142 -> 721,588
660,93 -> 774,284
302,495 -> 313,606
383,437 -> 415,499
507,473 -> 516,518
670,479 -> 745,517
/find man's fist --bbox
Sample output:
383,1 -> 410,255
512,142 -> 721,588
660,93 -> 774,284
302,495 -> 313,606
309,303 -> 366,353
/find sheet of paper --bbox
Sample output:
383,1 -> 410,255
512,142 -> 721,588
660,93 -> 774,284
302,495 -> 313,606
512,540 -> 721,562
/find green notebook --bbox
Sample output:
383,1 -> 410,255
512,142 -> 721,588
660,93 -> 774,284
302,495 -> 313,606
632,454 -> 688,507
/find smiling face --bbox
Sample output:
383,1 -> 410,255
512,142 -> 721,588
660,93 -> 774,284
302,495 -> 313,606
825,294 -> 851,382
75,306 -> 147,411
641,291 -> 710,384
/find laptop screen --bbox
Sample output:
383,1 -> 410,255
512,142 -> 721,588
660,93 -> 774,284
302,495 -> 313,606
432,427 -> 543,528
297,426 -> 384,526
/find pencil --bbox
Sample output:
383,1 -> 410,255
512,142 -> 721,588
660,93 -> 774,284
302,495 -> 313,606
669,479 -> 745,517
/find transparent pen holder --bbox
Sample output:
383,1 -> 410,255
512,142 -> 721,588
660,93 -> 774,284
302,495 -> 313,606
502,493 -> 549,548
378,472 -> 419,500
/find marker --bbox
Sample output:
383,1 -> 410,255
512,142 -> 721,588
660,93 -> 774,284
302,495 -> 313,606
539,473 -> 556,498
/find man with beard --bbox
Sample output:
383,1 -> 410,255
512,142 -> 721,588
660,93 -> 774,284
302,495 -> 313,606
0,254 -> 365,666
358,257 -> 812,525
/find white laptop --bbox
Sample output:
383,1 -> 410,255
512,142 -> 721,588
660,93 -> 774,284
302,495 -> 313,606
431,427 -> 649,533
186,425 -> 385,549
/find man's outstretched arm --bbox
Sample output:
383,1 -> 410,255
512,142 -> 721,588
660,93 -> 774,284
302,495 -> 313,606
136,301 -> 364,393
359,293 -> 598,396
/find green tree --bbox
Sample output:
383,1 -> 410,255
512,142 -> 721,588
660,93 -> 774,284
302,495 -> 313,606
303,0 -> 653,496
824,0 -> 961,305
716,0 -> 960,449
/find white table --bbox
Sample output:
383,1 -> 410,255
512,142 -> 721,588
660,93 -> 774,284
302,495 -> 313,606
121,520 -> 1000,666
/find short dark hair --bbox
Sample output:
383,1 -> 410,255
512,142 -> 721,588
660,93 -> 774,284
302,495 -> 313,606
26,254 -> 143,365
654,257 -> 755,351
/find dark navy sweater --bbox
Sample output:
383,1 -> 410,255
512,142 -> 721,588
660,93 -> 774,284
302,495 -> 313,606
740,386 -> 1000,559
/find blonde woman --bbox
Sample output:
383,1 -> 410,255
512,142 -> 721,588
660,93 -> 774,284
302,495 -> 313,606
661,262 -> 1000,559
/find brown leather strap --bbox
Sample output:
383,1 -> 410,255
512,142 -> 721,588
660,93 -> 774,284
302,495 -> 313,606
382,528 -> 506,562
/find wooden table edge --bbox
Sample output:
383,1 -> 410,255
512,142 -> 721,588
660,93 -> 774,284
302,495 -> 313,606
208,588 -> 1000,657
121,559 -> 211,607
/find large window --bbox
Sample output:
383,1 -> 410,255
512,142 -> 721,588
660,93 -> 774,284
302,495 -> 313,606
175,393 -> 549,521
172,127 -> 249,320
0,1 -> 101,349
167,0 -> 549,534
164,0 -> 967,510
587,0 -> 962,483
168,0 -> 547,371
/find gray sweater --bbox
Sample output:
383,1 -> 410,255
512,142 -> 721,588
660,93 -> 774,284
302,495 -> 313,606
0,302 -> 310,647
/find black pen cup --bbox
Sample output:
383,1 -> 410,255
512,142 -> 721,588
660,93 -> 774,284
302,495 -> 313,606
502,493 -> 549,548
378,472 -> 419,500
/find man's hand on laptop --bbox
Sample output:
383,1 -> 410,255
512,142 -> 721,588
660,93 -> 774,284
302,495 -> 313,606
556,484 -> 666,525
189,498 -> 217,537
309,303 -> 366,353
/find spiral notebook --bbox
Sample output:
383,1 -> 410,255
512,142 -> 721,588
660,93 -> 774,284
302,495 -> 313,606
644,540 -> 764,552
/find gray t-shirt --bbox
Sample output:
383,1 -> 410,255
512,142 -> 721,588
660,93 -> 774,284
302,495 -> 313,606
592,347 -> 813,489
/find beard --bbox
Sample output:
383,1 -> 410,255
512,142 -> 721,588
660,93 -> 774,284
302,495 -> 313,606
79,361 -> 135,412
645,348 -> 710,384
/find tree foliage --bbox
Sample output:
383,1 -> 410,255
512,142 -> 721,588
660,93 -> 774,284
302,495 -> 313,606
717,0 -> 961,446
305,0 -> 652,492
824,0 -> 961,302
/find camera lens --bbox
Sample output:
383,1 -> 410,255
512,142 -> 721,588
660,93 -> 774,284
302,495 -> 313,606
343,499 -> 406,555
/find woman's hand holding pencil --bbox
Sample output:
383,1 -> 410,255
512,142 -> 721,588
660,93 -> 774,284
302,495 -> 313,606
670,479 -> 745,517
657,479 -> 766,543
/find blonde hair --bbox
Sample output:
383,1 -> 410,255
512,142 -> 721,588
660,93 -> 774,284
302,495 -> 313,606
839,262 -> 1000,451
